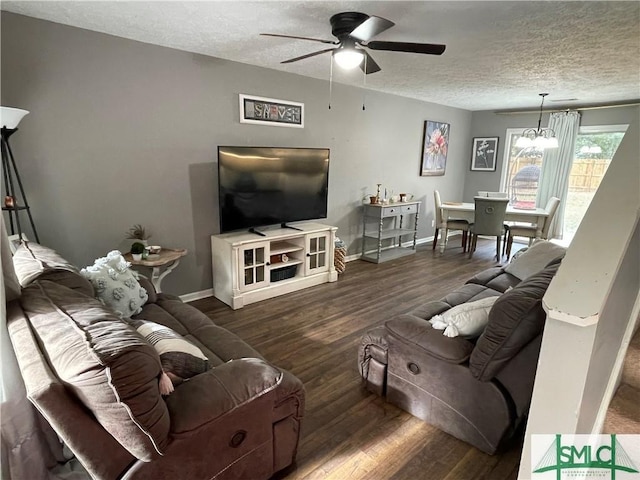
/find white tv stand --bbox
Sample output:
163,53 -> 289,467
211,222 -> 338,309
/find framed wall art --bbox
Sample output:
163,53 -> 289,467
239,94 -> 304,128
420,120 -> 449,176
471,137 -> 499,171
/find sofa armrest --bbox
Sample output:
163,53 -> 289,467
358,327 -> 390,396
386,314 -> 474,364
165,358 -> 282,434
136,275 -> 158,303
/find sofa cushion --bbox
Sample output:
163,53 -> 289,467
12,242 -> 93,296
440,283 -> 502,307
136,294 -> 265,366
19,280 -> 170,461
470,261 -> 561,381
81,250 -> 148,318
465,266 -> 521,293
409,301 -> 452,322
130,319 -> 211,384
429,295 -> 499,338
386,314 -> 475,364
504,240 -> 566,281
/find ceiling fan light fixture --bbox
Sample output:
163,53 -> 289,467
333,47 -> 364,70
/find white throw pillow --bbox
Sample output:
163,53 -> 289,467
429,296 -> 499,338
504,240 -> 566,281
81,250 -> 148,318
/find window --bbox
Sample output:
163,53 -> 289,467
500,128 -> 543,209
501,124 -> 627,240
563,125 -> 626,241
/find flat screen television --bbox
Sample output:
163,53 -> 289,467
218,146 -> 330,233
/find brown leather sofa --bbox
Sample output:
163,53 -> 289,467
7,242 -> 304,479
359,248 -> 563,454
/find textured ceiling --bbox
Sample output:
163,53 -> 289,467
2,1 -> 639,111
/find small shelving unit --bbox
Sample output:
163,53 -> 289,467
268,241 -> 304,282
211,222 -> 337,309
361,201 -> 420,263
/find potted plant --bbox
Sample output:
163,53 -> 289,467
126,224 -> 151,246
130,242 -> 146,261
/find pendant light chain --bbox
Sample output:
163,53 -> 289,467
328,55 -> 334,110
362,55 -> 367,111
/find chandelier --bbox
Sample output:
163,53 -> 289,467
515,93 -> 559,149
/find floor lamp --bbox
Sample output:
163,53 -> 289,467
1,106 -> 39,242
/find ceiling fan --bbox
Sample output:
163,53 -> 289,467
261,12 -> 446,74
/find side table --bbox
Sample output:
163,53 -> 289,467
124,248 -> 187,293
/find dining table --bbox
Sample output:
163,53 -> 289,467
439,201 -> 549,253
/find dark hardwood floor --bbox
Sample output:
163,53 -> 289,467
190,237 -> 526,480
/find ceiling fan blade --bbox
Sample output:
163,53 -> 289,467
260,33 -> 337,45
349,16 -> 395,42
366,41 -> 446,55
361,52 -> 382,74
281,48 -> 335,64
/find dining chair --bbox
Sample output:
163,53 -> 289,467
468,197 -> 509,259
433,190 -> 470,252
504,197 -> 561,259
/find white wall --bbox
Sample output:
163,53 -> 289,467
1,12 -> 471,295
518,110 -> 640,479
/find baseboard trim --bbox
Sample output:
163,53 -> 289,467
346,234 -> 444,262
180,288 -> 214,303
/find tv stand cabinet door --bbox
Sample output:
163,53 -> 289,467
237,241 -> 270,292
304,231 -> 332,276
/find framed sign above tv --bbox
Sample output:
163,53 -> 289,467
239,94 -> 304,128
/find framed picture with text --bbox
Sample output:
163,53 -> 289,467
471,137 -> 499,171
239,94 -> 304,128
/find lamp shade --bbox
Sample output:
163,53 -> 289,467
515,136 -> 533,148
333,48 -> 364,70
0,107 -> 29,129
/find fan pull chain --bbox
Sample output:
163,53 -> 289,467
362,55 -> 367,111
328,55 -> 333,110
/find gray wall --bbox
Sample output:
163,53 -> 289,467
1,13 -> 472,295
464,106 -> 639,202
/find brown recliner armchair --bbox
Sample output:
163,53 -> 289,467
359,259 -> 561,454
